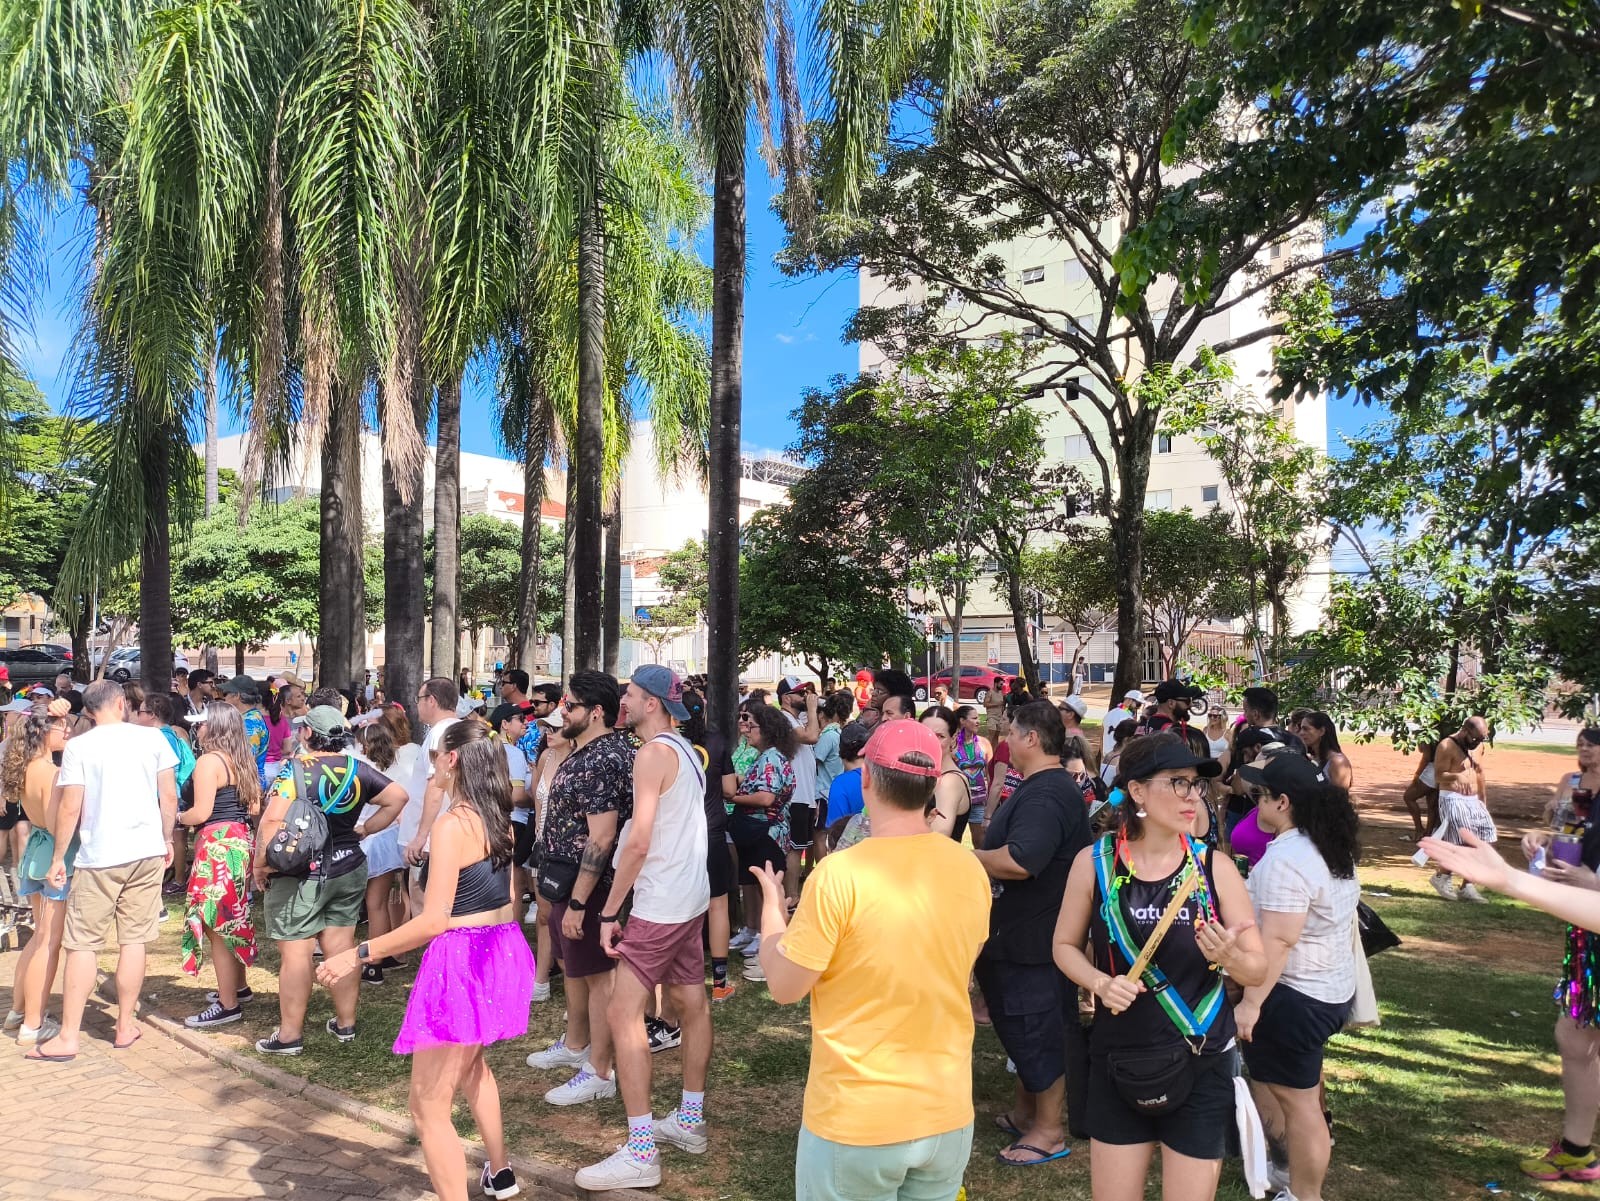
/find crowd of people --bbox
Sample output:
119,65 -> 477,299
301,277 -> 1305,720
0,657 -> 1593,1201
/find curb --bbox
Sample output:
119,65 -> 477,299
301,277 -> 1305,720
136,1007 -> 656,1201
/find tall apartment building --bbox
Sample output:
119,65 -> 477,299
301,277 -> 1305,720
859,227 -> 1331,685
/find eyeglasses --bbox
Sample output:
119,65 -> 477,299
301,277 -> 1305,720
1148,775 -> 1202,798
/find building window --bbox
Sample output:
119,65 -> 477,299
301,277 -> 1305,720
1022,325 -> 1043,344
1147,490 -> 1173,510
982,335 -> 1003,350
1063,434 -> 1088,460
1156,434 -> 1173,454
1021,266 -> 1046,285
982,275 -> 1004,290
1061,380 -> 1082,402
1202,484 -> 1219,503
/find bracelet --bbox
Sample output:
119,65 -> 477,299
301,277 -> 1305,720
601,913 -> 622,924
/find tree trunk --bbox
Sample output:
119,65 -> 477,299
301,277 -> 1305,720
430,372 -> 463,679
561,456 -> 577,678
602,480 -> 622,676
513,391 -> 551,670
571,193 -> 606,674
384,376 -> 430,738
139,436 -> 174,696
1110,431 -> 1155,702
705,144 -> 746,743
1004,565 -> 1041,694
950,580 -> 965,705
234,642 -> 246,674
69,610 -> 90,683
202,343 -> 220,676
319,380 -> 365,696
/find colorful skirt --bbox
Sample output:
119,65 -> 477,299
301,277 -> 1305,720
1558,924 -> 1600,1027
394,923 -> 535,1055
182,821 -> 258,976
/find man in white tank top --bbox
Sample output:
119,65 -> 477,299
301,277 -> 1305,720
578,666 -> 710,1192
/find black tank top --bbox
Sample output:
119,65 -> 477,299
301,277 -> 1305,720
1088,849 -> 1235,1055
201,761 -> 249,826
450,857 -> 511,917
940,768 -> 972,845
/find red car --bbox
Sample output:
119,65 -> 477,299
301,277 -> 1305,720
912,665 -> 1008,703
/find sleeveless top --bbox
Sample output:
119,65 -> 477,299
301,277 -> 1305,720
954,730 -> 988,806
615,731 -> 709,924
1088,836 -> 1235,1055
450,856 -> 512,917
939,768 -> 971,844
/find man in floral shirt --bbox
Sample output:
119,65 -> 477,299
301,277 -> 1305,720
526,671 -> 636,1107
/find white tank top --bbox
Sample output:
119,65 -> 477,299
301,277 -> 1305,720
615,731 -> 710,924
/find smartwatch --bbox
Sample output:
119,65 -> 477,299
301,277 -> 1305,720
568,896 -> 587,912
357,941 -> 371,961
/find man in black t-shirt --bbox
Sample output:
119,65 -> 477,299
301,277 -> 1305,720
974,699 -> 1093,1164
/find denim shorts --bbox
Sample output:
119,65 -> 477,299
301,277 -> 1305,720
796,1123 -> 973,1201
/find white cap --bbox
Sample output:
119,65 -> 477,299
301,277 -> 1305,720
1123,689 -> 1146,705
1,698 -> 31,713
1061,694 -> 1088,718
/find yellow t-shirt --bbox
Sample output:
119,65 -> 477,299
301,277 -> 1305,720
779,832 -> 992,1146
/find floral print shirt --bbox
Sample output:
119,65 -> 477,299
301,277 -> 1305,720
542,732 -> 636,868
734,747 -> 795,850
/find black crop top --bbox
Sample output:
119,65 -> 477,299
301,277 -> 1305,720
449,857 -> 511,917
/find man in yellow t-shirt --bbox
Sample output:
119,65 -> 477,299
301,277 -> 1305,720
749,720 -> 992,1201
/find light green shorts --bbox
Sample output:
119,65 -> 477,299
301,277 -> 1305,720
795,1123 -> 973,1201
265,866 -> 368,942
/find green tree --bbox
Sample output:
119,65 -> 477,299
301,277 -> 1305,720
1140,508 -> 1250,677
1019,526 -> 1118,671
431,514 -> 561,672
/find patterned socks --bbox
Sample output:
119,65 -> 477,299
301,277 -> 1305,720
626,1113 -> 657,1163
680,1090 -> 705,1127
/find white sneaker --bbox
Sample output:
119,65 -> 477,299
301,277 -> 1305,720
741,959 -> 766,982
522,907 -> 537,925
531,981 -> 552,1003
1268,1159 -> 1291,1192
544,1062 -> 617,1106
3,1009 -> 23,1032
654,1110 -> 709,1154
1429,872 -> 1460,901
16,1018 -> 60,1046
1459,883 -> 1487,903
526,1035 -> 588,1070
574,1146 -> 662,1190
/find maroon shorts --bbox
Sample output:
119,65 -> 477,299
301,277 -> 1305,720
549,900 -> 616,979
618,913 -> 707,989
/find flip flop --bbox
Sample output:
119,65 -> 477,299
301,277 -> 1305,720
24,1047 -> 75,1063
997,1142 -> 1071,1167
993,1113 -> 1024,1137
113,1030 -> 142,1050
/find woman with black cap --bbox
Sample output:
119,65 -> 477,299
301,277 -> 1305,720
1054,733 -> 1267,1201
1232,751 -> 1360,1201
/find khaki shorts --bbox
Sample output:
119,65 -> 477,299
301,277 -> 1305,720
265,866 -> 368,942
63,856 -> 166,952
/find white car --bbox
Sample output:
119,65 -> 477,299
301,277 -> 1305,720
105,647 -> 191,683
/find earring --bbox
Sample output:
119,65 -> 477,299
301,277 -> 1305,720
1136,809 -> 1148,818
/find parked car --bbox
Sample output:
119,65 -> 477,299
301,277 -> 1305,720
19,643 -> 73,662
0,648 -> 71,689
104,647 -> 191,683
911,665 -> 1009,703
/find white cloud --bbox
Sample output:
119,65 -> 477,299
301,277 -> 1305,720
774,332 -> 796,344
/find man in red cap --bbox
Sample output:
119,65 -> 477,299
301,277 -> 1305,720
748,720 -> 991,1200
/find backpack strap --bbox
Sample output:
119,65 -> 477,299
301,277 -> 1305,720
292,757 -> 311,807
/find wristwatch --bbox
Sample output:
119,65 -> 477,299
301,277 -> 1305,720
357,941 -> 371,961
567,896 -> 587,912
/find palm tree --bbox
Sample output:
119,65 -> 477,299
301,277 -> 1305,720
644,0 -> 993,738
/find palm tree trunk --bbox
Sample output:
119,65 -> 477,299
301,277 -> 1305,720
319,379 -> 365,694
203,345 -> 220,675
430,372 -> 463,679
705,146 -> 746,742
384,376 -> 430,734
571,192 -> 606,673
140,433 -> 175,695
513,393 -> 551,670
562,464 -> 577,677
602,479 -> 622,675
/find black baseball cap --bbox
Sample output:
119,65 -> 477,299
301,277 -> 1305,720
1237,751 -> 1324,799
220,675 -> 262,703
488,702 -> 533,730
1127,733 -> 1223,779
1154,679 -> 1205,703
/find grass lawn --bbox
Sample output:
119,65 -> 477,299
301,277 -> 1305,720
133,873 -> 1585,1201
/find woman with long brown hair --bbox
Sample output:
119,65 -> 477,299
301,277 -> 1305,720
179,703 -> 263,1029
358,706 -> 414,983
2,709 -> 73,1044
318,719 -> 531,1201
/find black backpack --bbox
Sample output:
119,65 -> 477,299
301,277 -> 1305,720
264,758 -> 331,877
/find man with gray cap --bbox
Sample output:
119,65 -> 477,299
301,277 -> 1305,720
576,665 -> 711,1190
219,675 -> 271,787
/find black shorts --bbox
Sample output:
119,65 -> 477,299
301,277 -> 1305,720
1241,983 -> 1352,1089
513,819 -> 536,869
975,956 -> 1069,1094
788,802 -> 816,849
0,801 -> 23,832
729,814 -> 785,874
1087,1047 -> 1236,1159
707,834 -> 732,899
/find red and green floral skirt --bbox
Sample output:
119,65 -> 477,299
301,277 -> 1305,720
181,821 -> 258,975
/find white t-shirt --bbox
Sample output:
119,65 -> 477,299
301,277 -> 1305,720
1248,828 -> 1362,1004
1101,706 -> 1135,757
786,711 -> 818,810
505,743 -> 532,823
57,721 -> 179,871
397,718 -> 457,846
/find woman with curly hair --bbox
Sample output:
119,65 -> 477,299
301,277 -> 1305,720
727,704 -> 796,982
2,708 -> 74,1044
178,703 -> 264,1029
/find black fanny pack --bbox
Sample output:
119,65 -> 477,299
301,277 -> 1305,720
536,854 -> 580,903
1104,1043 -> 1198,1115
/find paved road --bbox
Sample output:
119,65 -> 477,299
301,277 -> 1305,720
0,953 -> 442,1201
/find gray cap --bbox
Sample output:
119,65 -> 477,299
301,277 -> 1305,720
631,665 -> 690,720
292,705 -> 350,737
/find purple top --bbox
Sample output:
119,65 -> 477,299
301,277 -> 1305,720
1230,807 -> 1274,866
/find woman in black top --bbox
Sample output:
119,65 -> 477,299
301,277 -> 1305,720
920,706 -> 972,842
681,688 -> 740,1000
1055,734 -> 1267,1201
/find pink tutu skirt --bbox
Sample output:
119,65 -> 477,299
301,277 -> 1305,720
393,922 -> 535,1055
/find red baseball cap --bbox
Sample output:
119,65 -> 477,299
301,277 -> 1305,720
862,720 -> 940,778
